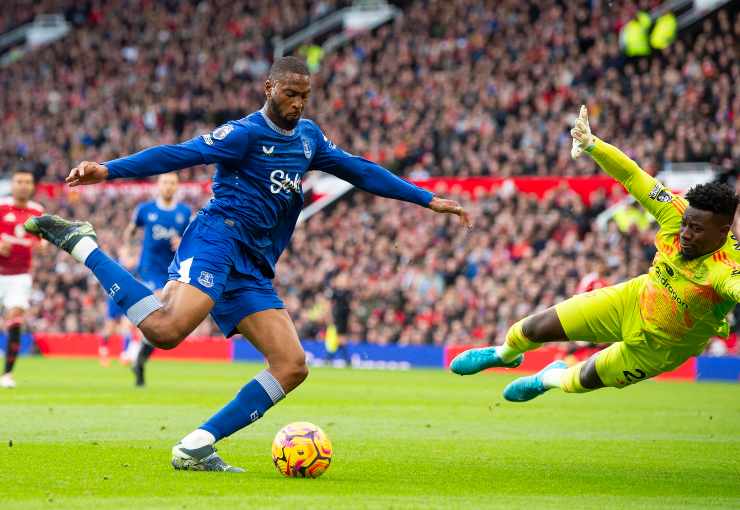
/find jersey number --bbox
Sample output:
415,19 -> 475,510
622,369 -> 647,383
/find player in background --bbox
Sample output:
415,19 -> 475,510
26,57 -> 470,471
0,170 -> 43,388
125,173 -> 191,386
326,273 -> 352,366
574,259 -> 610,294
451,106 -> 740,402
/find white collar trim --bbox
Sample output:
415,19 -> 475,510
156,198 -> 177,211
260,104 -> 296,136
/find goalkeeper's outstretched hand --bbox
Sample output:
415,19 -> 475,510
570,104 -> 595,159
428,197 -> 472,229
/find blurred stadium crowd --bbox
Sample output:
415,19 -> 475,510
26,184 -> 736,355
1,1 -> 737,182
1,0 -> 347,181
281,187 -> 644,345
26,183 -> 736,356
1,1 -> 737,353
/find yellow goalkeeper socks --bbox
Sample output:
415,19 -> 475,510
560,361 -> 592,393
498,319 -> 541,362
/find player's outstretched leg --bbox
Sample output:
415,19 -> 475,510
172,309 -> 307,473
450,317 -> 549,375
25,214 -> 212,350
503,350 -> 608,402
25,214 -> 163,325
450,343 -> 523,374
502,360 -> 567,401
451,309 -> 569,375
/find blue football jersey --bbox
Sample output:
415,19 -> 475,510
134,200 -> 191,277
106,106 -> 433,279
192,110 -> 313,271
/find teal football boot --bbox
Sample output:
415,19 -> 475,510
450,347 -> 524,375
502,360 -> 568,402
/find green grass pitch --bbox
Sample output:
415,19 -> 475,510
1,357 -> 739,509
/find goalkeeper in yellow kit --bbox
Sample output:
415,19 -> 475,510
451,105 -> 740,401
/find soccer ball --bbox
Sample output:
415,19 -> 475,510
272,421 -> 333,478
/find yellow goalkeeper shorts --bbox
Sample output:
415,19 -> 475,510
554,275 -> 695,388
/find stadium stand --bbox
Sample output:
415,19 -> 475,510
1,1 -> 737,181
24,183 -> 649,341
308,0 -> 737,177
0,1 -> 79,34
27,180 -> 738,355
1,0 -> 349,181
281,186 -> 656,346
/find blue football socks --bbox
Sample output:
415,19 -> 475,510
84,248 -> 162,325
200,370 -> 286,441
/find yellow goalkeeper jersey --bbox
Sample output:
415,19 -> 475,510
589,138 -> 740,350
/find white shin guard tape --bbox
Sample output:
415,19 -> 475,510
255,369 -> 286,404
70,236 -> 99,264
126,295 -> 163,326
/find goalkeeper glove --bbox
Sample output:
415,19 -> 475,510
570,104 -> 595,159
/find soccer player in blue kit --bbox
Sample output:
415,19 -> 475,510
126,173 -> 191,386
26,57 -> 470,472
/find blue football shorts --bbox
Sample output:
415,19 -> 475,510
167,211 -> 284,337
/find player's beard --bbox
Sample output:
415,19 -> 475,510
269,98 -> 300,130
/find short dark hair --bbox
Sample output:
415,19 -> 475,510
12,167 -> 35,181
268,56 -> 310,80
686,182 -> 738,218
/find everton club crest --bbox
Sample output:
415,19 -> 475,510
302,138 -> 312,159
